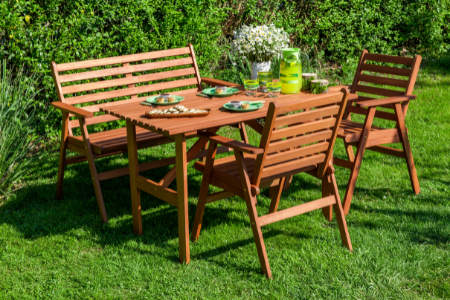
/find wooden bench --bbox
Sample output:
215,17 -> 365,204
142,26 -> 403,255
51,44 -> 244,223
333,50 -> 422,216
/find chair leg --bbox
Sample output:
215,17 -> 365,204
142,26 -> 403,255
329,174 -> 352,251
191,142 -> 218,242
239,122 -> 249,144
235,151 -> 272,278
282,174 -> 293,191
268,177 -> 286,213
344,142 -> 355,162
342,107 -> 376,215
321,176 -> 333,222
394,103 -> 420,194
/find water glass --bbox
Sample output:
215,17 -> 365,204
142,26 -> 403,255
267,80 -> 281,98
258,71 -> 273,92
243,78 -> 258,97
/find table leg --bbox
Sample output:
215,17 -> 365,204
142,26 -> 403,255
126,121 -> 142,235
175,134 -> 190,264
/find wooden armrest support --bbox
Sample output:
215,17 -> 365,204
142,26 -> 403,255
355,95 -> 416,108
198,132 -> 264,155
201,77 -> 240,87
51,102 -> 94,118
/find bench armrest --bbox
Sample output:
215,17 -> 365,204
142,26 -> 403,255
51,102 -> 94,118
355,95 -> 416,108
201,77 -> 240,88
198,132 -> 264,155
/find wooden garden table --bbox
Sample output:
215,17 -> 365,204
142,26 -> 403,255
100,85 -> 356,264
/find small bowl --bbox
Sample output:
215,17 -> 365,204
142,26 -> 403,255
229,100 -> 241,108
215,86 -> 227,94
241,103 -> 250,110
160,93 -> 170,99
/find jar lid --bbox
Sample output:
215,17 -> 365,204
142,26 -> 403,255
302,73 -> 317,79
311,79 -> 328,86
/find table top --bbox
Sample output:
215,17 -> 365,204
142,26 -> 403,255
100,85 -> 356,136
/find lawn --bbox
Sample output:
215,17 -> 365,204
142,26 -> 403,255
0,59 -> 449,299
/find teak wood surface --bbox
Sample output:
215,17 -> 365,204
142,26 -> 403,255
100,86 -> 357,265
50,44 -> 248,223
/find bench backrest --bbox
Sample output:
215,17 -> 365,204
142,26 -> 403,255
51,44 -> 202,131
251,89 -> 349,186
349,50 -> 421,121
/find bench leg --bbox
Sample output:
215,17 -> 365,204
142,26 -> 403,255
79,118 -> 108,223
56,112 -> 68,200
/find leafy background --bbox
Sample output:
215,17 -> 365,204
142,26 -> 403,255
1,0 -> 449,135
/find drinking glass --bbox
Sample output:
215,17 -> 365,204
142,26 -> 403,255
243,78 -> 258,97
258,71 -> 273,92
267,80 -> 281,98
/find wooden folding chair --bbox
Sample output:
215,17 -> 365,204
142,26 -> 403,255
191,89 -> 352,278
333,50 -> 422,216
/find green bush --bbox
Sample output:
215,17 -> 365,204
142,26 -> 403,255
1,0 -> 448,136
0,61 -> 42,197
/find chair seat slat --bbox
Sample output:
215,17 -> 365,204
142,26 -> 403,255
62,68 -> 195,94
59,57 -> 193,83
56,47 -> 191,72
65,77 -> 198,105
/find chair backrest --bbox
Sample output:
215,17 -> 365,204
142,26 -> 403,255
51,44 -> 202,131
251,89 -> 349,186
349,50 -> 421,121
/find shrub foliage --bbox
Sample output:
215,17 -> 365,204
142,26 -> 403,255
0,0 -> 448,135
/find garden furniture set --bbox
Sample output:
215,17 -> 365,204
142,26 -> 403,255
51,45 -> 421,278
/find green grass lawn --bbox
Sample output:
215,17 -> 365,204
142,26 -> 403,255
1,61 -> 449,299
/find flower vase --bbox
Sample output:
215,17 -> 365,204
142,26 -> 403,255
251,61 -> 271,80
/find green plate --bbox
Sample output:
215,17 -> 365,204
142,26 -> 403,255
223,101 -> 263,112
202,87 -> 240,97
145,95 -> 184,105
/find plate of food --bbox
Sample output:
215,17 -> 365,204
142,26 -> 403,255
202,86 -> 240,97
146,94 -> 185,105
223,101 -> 264,112
145,105 -> 210,118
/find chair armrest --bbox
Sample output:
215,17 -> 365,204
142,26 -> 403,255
198,132 -> 264,155
201,77 -> 240,88
355,95 -> 416,108
51,102 -> 94,118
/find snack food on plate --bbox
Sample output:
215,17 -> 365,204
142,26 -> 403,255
168,96 -> 176,102
241,103 -> 250,109
156,97 -> 165,103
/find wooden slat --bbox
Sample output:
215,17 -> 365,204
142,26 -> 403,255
363,53 -> 414,66
356,84 -> 405,98
262,153 -> 326,178
62,68 -> 195,94
65,77 -> 198,105
70,114 -> 119,128
366,145 -> 406,158
275,92 -> 344,115
57,47 -> 191,72
361,63 -> 411,77
347,105 -> 397,121
274,105 -> 340,128
333,157 -> 355,169
205,191 -> 236,204
265,142 -> 329,166
358,74 -> 409,88
344,128 -> 399,144
271,118 -> 336,141
258,196 -> 336,226
136,175 -> 178,207
58,57 -> 194,83
268,130 -> 333,153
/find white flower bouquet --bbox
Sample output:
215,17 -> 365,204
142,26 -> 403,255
232,24 -> 290,63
